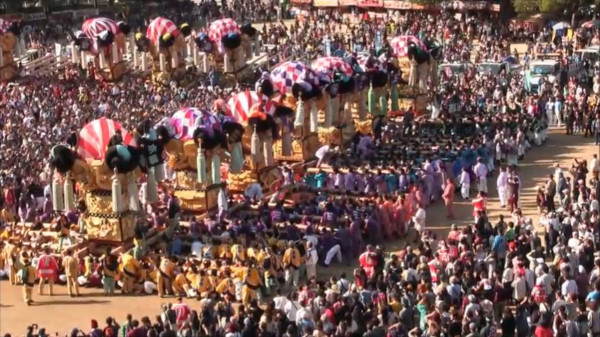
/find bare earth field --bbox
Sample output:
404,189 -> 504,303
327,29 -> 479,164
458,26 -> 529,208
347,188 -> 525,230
0,128 -> 596,336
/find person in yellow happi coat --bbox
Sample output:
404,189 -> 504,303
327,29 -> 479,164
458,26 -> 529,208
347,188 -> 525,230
2,239 -> 20,285
119,252 -> 140,294
282,241 -> 300,287
19,258 -> 37,305
196,269 -> 213,297
219,239 -> 233,260
133,264 -> 148,294
216,269 -> 236,298
157,256 -> 176,297
172,270 -> 191,297
240,260 -> 262,305
231,241 -> 246,263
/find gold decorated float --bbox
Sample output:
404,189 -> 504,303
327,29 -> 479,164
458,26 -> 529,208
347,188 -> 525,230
50,118 -> 142,243
158,108 -> 228,213
73,18 -> 131,81
0,20 -> 21,81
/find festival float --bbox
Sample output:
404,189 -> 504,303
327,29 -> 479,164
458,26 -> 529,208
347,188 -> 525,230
158,108 -> 229,213
73,17 -> 131,81
134,16 -> 191,83
194,18 -> 260,81
391,35 -> 441,113
0,19 -> 22,81
223,91 -> 289,193
261,61 -> 322,162
49,118 -> 141,244
311,56 -> 357,145
350,53 -> 392,134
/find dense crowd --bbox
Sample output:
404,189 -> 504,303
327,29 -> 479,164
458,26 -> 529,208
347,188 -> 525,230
4,2 -> 600,337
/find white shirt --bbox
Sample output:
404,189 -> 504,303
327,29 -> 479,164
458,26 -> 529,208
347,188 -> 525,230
273,295 -> 290,311
306,248 -> 318,266
315,145 -> 330,160
459,171 -> 470,185
413,208 -> 426,227
561,279 -> 578,296
284,300 -> 300,322
497,171 -> 508,187
473,162 -> 488,178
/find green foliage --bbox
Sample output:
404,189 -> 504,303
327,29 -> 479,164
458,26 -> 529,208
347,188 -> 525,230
512,0 -> 540,13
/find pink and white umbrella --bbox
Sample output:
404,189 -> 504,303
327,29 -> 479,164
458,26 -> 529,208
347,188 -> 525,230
82,17 -> 118,40
270,61 -> 320,95
146,17 -> 180,46
390,35 -> 427,58
208,18 -> 240,53
78,117 -> 136,160
311,56 -> 354,82
225,91 -> 277,123
171,108 -> 221,141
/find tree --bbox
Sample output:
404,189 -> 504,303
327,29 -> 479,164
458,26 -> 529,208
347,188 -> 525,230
512,0 -> 540,14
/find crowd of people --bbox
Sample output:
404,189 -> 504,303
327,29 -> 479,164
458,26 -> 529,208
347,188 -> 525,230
3,1 -> 600,337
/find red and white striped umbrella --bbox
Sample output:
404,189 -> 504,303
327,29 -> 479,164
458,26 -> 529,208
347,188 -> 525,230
390,35 -> 427,58
225,91 -> 277,123
356,54 -> 387,73
270,61 -> 320,95
146,17 -> 180,46
311,56 -> 353,82
171,107 -> 221,141
77,118 -> 136,160
82,17 -> 118,40
208,18 -> 240,53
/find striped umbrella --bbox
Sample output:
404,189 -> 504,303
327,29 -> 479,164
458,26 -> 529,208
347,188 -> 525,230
171,107 -> 221,141
82,17 -> 118,40
77,117 -> 136,161
270,61 -> 320,95
208,18 -> 240,53
225,91 -> 277,123
146,16 -> 180,46
311,56 -> 354,83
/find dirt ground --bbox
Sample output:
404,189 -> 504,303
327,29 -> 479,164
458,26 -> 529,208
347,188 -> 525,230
0,128 -> 597,336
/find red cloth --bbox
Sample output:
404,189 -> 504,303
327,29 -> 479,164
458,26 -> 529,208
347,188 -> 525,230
359,252 -> 377,278
37,254 -> 58,278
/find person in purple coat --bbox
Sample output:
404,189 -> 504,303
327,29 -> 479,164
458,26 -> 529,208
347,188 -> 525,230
349,217 -> 364,258
365,213 -> 382,245
335,223 -> 353,263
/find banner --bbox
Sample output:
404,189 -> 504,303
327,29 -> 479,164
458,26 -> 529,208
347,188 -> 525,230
313,0 -> 338,6
383,0 -> 415,9
290,0 -> 311,4
357,0 -> 383,7
339,0 -> 358,5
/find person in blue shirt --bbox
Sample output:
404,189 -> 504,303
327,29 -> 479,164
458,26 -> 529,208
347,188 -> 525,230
385,170 -> 399,194
314,170 -> 328,189
491,227 -> 507,264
